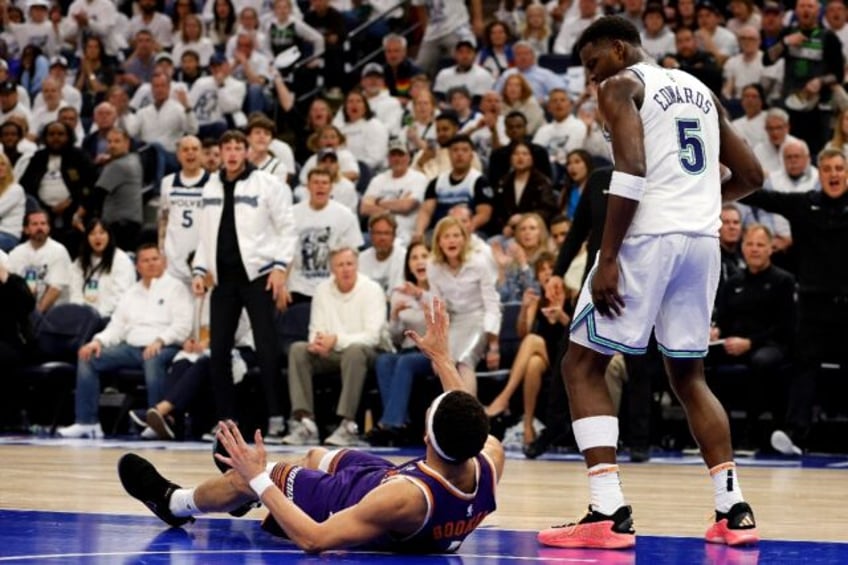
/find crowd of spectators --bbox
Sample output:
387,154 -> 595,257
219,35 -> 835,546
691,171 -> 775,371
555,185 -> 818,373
0,0 -> 847,456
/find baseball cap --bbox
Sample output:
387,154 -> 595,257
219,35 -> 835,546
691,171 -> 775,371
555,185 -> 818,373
318,148 -> 338,161
27,0 -> 49,9
455,38 -> 477,50
154,52 -> 174,64
209,53 -> 227,66
696,0 -> 721,14
361,62 -> 384,78
49,55 -> 68,68
388,138 -> 408,155
762,1 -> 783,12
0,81 -> 17,95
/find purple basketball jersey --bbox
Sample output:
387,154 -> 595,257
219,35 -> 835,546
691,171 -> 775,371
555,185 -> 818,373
265,450 -> 497,553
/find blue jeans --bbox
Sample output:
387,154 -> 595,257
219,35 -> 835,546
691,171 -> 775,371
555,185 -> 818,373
244,84 -> 270,115
75,343 -> 179,423
375,351 -> 432,428
0,231 -> 19,252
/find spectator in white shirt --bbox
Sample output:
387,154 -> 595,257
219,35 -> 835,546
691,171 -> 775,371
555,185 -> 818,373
127,0 -> 174,49
293,148 -> 358,215
722,26 -> 765,109
58,244 -> 192,438
335,88 -> 389,172
230,31 -> 273,115
433,39 -> 495,104
753,108 -> 800,176
64,0 -> 121,57
0,81 -> 33,134
640,3 -> 676,62
0,153 -> 25,251
31,77 -> 68,136
360,139 -> 428,246
7,209 -> 72,312
191,53 -> 247,140
533,88 -> 588,186
695,1 -> 740,66
282,246 -> 387,446
32,57 -> 82,113
246,113 -> 291,185
284,168 -> 364,303
136,71 -> 199,182
427,215 -> 501,395
731,83 -> 768,148
352,62 -> 404,137
69,218 -> 136,318
299,125 -> 360,185
359,212 -> 406,294
553,0 -> 601,56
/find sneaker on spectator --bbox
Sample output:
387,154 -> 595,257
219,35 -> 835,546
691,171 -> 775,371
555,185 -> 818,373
57,423 -> 104,439
146,408 -> 176,440
324,419 -> 365,447
129,409 -> 149,429
770,430 -> 802,456
280,417 -> 319,446
264,415 -> 287,445
140,427 -> 159,440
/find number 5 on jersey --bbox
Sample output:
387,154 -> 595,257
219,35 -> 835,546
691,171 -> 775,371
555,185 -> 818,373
676,118 -> 706,175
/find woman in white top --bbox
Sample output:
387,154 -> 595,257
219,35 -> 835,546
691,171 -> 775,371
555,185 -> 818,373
69,218 -> 136,318
426,216 -> 502,395
335,89 -> 389,172
172,14 -> 216,67
404,89 -> 437,157
367,242 -> 433,446
521,4 -> 552,56
207,0 -> 238,51
0,153 -> 25,252
225,7 -> 269,58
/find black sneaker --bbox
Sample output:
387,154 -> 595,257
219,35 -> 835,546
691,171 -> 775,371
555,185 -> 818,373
146,409 -> 175,440
117,453 -> 194,528
211,430 -> 260,518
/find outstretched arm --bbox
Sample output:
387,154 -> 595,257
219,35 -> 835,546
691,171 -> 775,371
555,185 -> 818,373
406,297 -> 467,393
713,93 -> 764,202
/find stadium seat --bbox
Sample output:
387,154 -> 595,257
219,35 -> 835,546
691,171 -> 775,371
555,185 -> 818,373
23,304 -> 103,432
538,54 -> 573,74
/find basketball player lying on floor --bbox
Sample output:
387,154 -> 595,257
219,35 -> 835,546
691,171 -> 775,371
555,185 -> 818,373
118,297 -> 505,554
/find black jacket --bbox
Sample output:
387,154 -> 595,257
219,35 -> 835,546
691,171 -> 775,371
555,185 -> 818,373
714,265 -> 796,352
20,147 -> 97,224
0,273 -> 35,348
555,167 -> 611,282
493,169 -> 558,232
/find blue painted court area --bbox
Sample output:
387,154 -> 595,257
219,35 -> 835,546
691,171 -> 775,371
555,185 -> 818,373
0,509 -> 846,564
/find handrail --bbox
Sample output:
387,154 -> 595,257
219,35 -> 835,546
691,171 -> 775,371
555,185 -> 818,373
343,21 -> 421,75
344,0 -> 411,48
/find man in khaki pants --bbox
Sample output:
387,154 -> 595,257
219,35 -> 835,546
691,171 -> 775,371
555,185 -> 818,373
282,247 -> 387,447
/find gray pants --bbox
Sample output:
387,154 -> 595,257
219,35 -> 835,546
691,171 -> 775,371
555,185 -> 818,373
288,342 -> 377,421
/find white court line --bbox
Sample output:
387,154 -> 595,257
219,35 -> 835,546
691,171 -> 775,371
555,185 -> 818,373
0,549 -> 600,563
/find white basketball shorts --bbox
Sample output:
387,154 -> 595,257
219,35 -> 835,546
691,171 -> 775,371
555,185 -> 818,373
570,233 -> 720,358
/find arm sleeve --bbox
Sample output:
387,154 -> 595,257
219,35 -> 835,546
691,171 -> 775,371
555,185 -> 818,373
479,260 -> 502,335
739,190 -> 801,223
473,176 -> 495,207
294,19 -> 325,56
68,263 -> 84,305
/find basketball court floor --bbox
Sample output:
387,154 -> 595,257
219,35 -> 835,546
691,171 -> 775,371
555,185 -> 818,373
1,437 -> 847,563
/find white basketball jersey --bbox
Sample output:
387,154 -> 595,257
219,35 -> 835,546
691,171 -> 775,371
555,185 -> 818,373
620,63 -> 722,238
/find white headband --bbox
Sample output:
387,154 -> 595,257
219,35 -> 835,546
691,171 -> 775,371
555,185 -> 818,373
426,391 -> 457,462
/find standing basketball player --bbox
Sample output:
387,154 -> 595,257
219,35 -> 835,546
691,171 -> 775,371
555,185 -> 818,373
537,17 -> 764,549
159,135 -> 209,285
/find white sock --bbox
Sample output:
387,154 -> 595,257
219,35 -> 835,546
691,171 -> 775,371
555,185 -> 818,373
268,415 -> 284,434
710,462 -> 744,513
169,488 -> 201,517
588,464 -> 626,516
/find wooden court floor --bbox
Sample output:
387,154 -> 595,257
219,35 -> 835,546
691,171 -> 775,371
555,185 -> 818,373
2,442 -> 847,544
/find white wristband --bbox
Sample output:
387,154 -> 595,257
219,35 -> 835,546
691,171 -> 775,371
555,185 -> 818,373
609,171 -> 647,201
249,472 -> 275,497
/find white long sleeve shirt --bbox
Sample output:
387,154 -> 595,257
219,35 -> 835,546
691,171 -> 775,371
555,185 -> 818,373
93,273 -> 192,348
426,251 -> 501,335
69,248 -> 137,318
135,99 -> 199,151
337,117 -> 389,171
0,183 -> 25,239
309,274 -> 387,351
